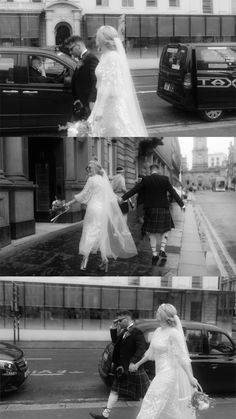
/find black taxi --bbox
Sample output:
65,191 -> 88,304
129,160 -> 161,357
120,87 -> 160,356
0,47 -> 77,134
98,320 -> 236,395
157,42 -> 236,121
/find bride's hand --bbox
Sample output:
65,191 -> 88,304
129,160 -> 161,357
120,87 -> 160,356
190,377 -> 199,388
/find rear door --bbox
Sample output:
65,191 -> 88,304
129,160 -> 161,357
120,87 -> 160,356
0,52 -> 20,131
195,45 -> 236,110
19,53 -> 73,130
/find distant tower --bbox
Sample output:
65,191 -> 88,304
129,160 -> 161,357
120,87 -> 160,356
192,138 -> 208,170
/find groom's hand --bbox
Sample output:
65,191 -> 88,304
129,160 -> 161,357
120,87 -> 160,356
128,363 -> 136,373
89,102 -> 95,111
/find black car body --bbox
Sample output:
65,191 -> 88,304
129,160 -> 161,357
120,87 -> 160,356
0,47 -> 77,134
0,341 -> 29,392
157,42 -> 236,121
98,320 -> 236,394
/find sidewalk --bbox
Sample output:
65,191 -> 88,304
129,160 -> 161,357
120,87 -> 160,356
0,203 -> 217,276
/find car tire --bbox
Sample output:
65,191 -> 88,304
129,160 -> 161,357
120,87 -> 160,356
200,109 -> 224,122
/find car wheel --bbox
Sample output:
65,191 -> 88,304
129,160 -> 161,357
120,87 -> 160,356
200,109 -> 224,122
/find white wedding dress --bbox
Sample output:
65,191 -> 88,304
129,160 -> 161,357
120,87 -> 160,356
137,327 -> 195,419
88,40 -> 148,137
74,173 -> 137,260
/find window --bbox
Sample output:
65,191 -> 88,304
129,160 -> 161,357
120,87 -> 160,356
202,0 -> 213,13
146,0 -> 157,6
208,331 -> 234,354
122,0 -> 134,7
233,0 -> 236,14
96,0 -> 109,6
0,54 -> 16,84
184,329 -> 203,353
28,55 -> 68,84
169,0 -> 180,6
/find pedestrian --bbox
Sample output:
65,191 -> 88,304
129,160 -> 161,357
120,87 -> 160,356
66,159 -> 137,272
132,304 -> 199,419
90,310 -> 150,419
111,167 -> 129,223
135,174 -> 145,236
121,163 -> 185,265
64,35 -> 99,120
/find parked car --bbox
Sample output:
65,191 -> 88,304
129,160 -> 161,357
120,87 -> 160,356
0,47 -> 77,134
0,341 -> 29,392
98,320 -> 236,394
157,42 -> 236,122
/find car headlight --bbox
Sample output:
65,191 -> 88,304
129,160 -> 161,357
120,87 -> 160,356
0,360 -> 18,375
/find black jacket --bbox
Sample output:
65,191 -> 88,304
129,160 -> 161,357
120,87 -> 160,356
122,173 -> 184,209
111,326 -> 147,372
71,52 -> 99,106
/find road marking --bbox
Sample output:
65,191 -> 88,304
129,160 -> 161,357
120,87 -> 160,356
147,119 -> 236,133
137,90 -> 156,94
30,370 -> 85,376
27,358 -> 52,361
0,398 -> 235,411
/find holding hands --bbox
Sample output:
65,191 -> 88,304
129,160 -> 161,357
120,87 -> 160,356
128,362 -> 138,373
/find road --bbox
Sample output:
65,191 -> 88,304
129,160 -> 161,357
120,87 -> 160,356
0,346 -> 235,419
134,74 -> 236,136
194,190 -> 236,277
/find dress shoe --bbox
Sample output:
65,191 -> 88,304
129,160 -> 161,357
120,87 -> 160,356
159,250 -> 167,259
89,413 -> 106,419
152,255 -> 159,266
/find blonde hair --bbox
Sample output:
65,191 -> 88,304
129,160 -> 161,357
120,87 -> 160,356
87,160 -> 104,177
157,303 -> 177,327
96,25 -> 119,50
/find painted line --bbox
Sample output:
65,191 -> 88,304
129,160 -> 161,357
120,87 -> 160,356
137,90 -> 156,94
27,358 -> 52,361
197,205 -> 236,276
0,398 -> 235,411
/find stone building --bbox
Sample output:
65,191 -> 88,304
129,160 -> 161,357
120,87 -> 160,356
227,138 -> 236,189
1,0 -> 236,68
0,137 -> 182,248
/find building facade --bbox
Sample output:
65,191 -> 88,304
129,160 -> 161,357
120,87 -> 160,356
1,0 -> 236,67
0,276 -> 234,341
0,137 -> 182,248
227,138 -> 236,189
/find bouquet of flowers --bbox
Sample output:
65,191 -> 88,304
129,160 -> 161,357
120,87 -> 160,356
58,120 -> 89,137
50,198 -> 69,223
189,384 -> 213,414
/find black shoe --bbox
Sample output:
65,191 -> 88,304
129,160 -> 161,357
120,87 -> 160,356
89,413 -> 106,419
152,255 -> 159,266
159,250 -> 167,259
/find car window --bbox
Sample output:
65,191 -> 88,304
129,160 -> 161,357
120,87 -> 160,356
27,55 -> 68,84
184,329 -> 203,353
0,54 -> 17,84
162,46 -> 187,71
196,46 -> 236,70
207,331 -> 234,354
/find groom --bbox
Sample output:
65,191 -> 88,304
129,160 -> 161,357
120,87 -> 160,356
65,35 -> 99,120
90,311 -> 150,419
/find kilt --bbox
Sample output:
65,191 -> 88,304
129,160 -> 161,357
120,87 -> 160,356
143,207 -> 174,234
111,367 -> 150,400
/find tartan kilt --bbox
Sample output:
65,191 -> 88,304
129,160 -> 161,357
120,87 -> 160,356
143,207 -> 174,234
111,367 -> 150,400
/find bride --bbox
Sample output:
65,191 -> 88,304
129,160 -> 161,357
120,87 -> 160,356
132,304 -> 198,419
66,159 -> 137,272
88,25 -> 148,137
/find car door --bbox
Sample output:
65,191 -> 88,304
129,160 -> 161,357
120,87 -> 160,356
205,330 -> 236,394
0,52 -> 20,131
195,45 -> 236,110
19,53 -> 73,131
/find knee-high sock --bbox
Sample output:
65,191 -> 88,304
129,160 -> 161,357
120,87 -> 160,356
102,391 -> 119,417
160,232 -> 168,252
149,233 -> 158,256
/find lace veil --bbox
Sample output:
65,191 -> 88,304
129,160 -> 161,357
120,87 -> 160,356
114,37 -> 148,137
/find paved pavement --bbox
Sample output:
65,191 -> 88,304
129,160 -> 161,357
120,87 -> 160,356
0,202 -> 219,277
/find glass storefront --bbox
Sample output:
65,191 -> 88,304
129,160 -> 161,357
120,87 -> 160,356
0,14 -> 41,47
83,14 -> 236,60
0,281 -> 234,331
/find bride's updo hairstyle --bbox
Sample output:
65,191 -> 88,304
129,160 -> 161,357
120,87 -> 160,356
157,303 -> 177,327
96,25 -> 119,51
87,159 -> 104,177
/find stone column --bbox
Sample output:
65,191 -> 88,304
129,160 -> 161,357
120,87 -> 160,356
4,137 -> 35,240
45,10 -> 55,46
72,9 -> 82,35
0,138 -> 13,247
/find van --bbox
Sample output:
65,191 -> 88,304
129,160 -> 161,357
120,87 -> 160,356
157,42 -> 236,121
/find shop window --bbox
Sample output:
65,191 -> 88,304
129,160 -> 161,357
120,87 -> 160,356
169,0 -> 180,6
96,0 -> 109,6
190,16 -> 205,38
222,17 -> 236,37
146,0 -> 158,6
174,16 -> 190,37
202,0 -> 213,14
158,16 -> 174,36
122,0 -> 134,7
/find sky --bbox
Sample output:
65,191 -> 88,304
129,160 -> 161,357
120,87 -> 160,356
178,137 -> 234,169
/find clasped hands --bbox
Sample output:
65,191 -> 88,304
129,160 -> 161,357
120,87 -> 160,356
128,362 -> 138,373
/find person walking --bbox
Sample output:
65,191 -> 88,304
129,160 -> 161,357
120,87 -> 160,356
90,310 -> 150,419
121,164 -> 185,265
133,304 -> 198,419
111,167 -> 129,223
65,35 -> 99,120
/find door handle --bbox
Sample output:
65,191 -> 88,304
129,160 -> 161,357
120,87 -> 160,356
2,90 -> 19,94
23,91 -> 38,94
210,364 -> 218,370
